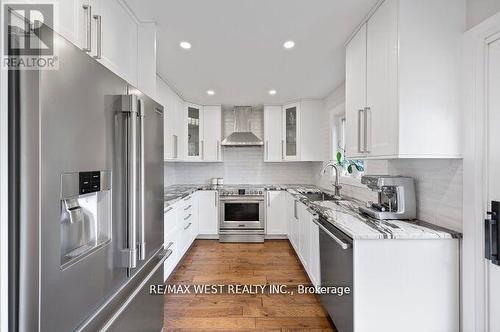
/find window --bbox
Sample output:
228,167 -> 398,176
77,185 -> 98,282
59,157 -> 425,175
334,115 -> 364,177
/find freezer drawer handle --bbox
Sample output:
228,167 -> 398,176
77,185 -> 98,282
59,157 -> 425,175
101,248 -> 171,331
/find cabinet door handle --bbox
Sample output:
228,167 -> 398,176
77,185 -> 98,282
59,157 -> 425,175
93,15 -> 102,59
364,107 -> 371,153
265,141 -> 269,160
82,4 -> 92,52
281,140 -> 285,159
215,191 -> 218,207
358,109 -> 364,153
201,140 -> 204,160
217,140 -> 220,160
173,135 -> 178,158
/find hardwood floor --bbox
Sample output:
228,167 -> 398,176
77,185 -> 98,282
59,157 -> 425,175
164,240 -> 336,331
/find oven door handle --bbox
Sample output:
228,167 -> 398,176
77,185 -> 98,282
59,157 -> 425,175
219,197 -> 265,202
314,219 -> 352,250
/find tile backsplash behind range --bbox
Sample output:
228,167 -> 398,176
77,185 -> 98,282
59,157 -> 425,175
167,147 -> 317,185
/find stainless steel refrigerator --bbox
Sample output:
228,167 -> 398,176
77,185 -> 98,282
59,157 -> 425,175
8,24 -> 168,331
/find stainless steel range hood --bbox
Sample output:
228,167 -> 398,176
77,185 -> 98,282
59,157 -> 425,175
221,106 -> 263,146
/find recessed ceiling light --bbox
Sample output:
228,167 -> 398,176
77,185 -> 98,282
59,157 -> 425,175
207,90 -> 215,96
179,41 -> 191,49
283,40 -> 295,49
269,90 -> 277,95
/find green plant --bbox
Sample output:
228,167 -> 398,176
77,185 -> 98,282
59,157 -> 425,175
336,149 -> 364,174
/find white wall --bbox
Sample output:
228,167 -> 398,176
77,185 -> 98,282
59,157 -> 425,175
166,147 -> 317,185
467,0 -> 500,29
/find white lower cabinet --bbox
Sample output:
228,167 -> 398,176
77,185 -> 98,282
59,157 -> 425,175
163,193 -> 200,281
287,195 -> 300,252
266,191 -> 287,235
298,202 -> 310,270
286,192 -> 321,288
309,218 -> 321,288
197,191 -> 219,237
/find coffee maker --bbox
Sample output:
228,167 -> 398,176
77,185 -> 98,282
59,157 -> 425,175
359,175 -> 416,220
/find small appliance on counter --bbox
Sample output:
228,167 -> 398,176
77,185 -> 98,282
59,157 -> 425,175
210,177 -> 224,190
359,175 -> 416,220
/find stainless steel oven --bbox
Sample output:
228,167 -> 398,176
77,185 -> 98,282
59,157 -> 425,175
219,188 -> 265,242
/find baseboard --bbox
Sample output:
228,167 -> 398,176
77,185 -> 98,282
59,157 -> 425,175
196,234 -> 219,240
264,234 -> 288,240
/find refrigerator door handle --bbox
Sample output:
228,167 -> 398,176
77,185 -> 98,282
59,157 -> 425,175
119,95 -> 138,269
137,98 -> 146,261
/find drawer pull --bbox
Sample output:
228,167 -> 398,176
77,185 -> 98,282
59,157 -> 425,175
184,204 -> 192,211
184,222 -> 192,230
184,214 -> 192,221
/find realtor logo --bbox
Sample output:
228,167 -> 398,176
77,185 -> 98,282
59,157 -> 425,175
3,3 -> 58,69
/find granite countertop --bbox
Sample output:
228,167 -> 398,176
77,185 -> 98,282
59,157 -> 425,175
163,184 -> 462,240
163,185 -> 207,209
286,186 -> 462,240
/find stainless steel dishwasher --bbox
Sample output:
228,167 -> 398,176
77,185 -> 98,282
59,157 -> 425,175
317,217 -> 353,332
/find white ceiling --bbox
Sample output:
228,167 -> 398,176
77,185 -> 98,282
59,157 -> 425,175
125,0 -> 378,105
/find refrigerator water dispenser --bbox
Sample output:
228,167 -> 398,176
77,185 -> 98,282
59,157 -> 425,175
60,171 -> 112,269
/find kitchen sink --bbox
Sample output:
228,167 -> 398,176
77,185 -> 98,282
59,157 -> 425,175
303,192 -> 340,201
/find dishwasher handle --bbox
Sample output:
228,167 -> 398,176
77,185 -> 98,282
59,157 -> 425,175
314,219 -> 352,250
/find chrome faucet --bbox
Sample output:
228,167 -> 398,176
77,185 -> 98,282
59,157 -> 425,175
320,160 -> 342,198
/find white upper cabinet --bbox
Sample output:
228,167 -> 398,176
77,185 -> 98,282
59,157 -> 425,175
202,106 -> 222,162
157,80 -> 222,162
18,0 -> 148,91
137,23 -> 157,98
185,103 -> 204,161
19,1 -> 158,101
99,0 -> 138,86
345,0 -> 464,159
345,23 -> 367,159
283,102 -> 300,160
183,103 -> 222,162
263,106 -> 283,161
264,100 -> 327,162
366,0 -> 398,157
157,76 -> 183,160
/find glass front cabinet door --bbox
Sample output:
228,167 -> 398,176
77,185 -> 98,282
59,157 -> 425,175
186,103 -> 203,160
283,103 -> 300,160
